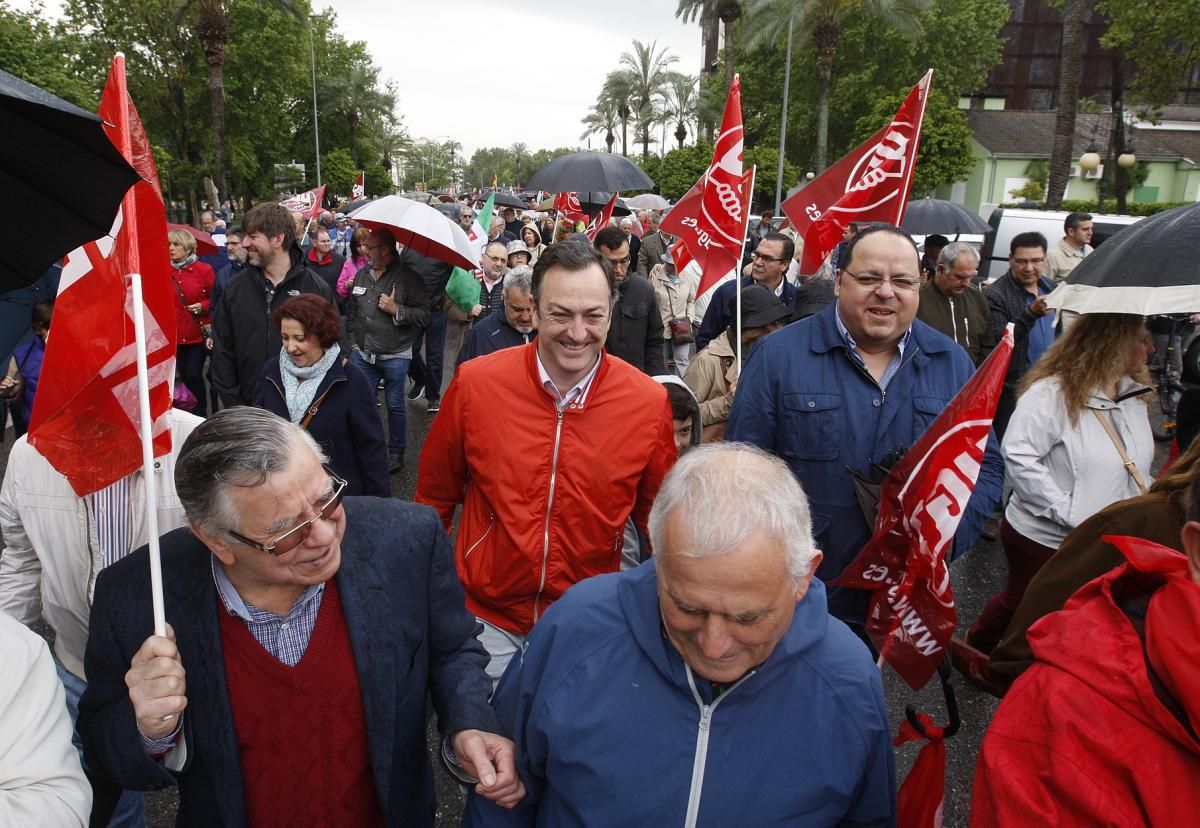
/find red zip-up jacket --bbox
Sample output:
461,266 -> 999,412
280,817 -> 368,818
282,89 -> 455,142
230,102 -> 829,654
416,343 -> 677,636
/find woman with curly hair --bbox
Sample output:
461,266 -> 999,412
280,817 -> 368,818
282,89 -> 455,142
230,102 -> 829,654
967,313 -> 1155,653
253,294 -> 389,497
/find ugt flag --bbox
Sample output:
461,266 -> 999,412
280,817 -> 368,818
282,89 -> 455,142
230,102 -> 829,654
659,74 -> 753,297
584,192 -> 619,242
352,171 -> 365,200
834,324 -> 1014,690
554,191 -> 587,225
28,54 -> 175,496
782,70 -> 932,274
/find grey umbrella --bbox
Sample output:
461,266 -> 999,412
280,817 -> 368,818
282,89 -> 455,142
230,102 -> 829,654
901,198 -> 991,236
1046,201 -> 1200,315
525,151 -> 654,195
0,69 -> 139,291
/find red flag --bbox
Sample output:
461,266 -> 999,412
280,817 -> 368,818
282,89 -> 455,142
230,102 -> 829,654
352,171 -> 365,200
894,714 -> 947,828
670,238 -> 693,274
659,77 -> 753,297
782,70 -> 932,274
28,54 -> 175,496
279,185 -> 325,218
554,191 -> 587,225
583,192 -> 619,241
833,324 -> 1014,690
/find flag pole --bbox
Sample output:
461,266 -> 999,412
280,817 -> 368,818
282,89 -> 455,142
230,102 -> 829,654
128,272 -> 167,637
735,165 -> 758,371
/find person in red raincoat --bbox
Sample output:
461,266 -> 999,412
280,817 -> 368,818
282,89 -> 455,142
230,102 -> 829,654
971,481 -> 1200,825
168,228 -> 216,416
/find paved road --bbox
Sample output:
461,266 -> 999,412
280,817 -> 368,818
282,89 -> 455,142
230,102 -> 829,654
0,391 -> 1172,827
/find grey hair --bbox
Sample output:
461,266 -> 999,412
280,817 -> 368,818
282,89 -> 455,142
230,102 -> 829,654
937,241 -> 979,270
648,442 -> 818,583
503,265 -> 533,296
175,407 -> 327,537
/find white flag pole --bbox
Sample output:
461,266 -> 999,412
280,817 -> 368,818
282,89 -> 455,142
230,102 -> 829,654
128,272 -> 166,637
735,165 -> 758,371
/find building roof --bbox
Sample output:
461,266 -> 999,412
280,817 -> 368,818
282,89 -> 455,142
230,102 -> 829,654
968,110 -> 1195,162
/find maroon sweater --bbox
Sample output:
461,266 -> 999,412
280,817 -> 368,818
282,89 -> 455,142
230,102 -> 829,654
218,580 -> 384,827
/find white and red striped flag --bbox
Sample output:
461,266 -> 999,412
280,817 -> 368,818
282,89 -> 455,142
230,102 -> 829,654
28,55 -> 175,496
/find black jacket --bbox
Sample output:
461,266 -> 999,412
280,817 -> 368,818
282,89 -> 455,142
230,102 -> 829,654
606,274 -> 666,375
345,256 -> 431,357
457,306 -> 535,367
985,271 -> 1056,392
399,246 -> 452,307
254,353 -> 390,497
210,246 -> 336,407
306,250 -> 346,300
696,276 -> 798,351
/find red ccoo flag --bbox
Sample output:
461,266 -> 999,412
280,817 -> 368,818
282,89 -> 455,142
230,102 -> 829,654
279,185 -> 325,218
659,75 -> 753,297
352,171 -> 365,200
834,323 -> 1014,691
28,54 -> 176,496
583,192 -> 619,241
782,70 -> 932,274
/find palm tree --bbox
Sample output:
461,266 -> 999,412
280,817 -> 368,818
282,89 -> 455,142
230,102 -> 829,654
619,39 -> 679,161
664,72 -> 700,149
181,0 -> 300,200
442,138 -> 463,191
327,63 -> 395,168
1045,0 -> 1086,209
510,142 -> 529,186
676,1 -> 742,93
742,0 -> 928,172
580,97 -> 619,153
601,70 -> 636,157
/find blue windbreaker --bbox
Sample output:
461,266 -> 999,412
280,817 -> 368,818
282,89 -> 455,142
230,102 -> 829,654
464,562 -> 895,827
726,304 -> 1004,624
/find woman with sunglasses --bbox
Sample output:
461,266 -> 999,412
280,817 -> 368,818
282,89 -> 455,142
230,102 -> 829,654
253,294 -> 389,497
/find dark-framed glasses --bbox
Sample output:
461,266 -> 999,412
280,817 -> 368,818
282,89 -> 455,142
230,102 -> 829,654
227,467 -> 348,556
841,270 -> 920,293
751,251 -> 787,264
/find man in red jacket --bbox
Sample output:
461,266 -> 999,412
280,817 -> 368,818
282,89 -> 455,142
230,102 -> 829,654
416,241 -> 678,685
971,480 -> 1200,825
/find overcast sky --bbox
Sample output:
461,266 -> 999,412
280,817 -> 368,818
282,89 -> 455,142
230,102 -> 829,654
19,0 -> 705,158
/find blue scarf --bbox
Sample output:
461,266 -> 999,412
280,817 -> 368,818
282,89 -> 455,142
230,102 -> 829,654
279,343 -> 340,423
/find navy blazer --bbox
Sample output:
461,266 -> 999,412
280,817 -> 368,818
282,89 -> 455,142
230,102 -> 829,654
78,499 -> 499,827
695,275 -> 798,350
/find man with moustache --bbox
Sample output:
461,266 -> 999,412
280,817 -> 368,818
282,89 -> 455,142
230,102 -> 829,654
728,225 -> 1003,631
457,266 -> 536,366
416,241 -> 677,684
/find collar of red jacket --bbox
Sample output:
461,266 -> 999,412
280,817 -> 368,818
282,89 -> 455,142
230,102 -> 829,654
1105,534 -> 1200,740
308,248 -> 332,266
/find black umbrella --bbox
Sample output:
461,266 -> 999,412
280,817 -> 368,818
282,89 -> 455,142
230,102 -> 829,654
478,190 -> 527,210
0,69 -> 139,292
525,151 -> 654,195
1046,201 -> 1200,315
342,195 -> 379,215
900,198 -> 991,236
576,192 -> 632,217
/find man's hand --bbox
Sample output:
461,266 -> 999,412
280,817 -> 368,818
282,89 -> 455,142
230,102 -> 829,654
377,287 -> 398,315
470,304 -> 483,319
126,624 -> 187,740
452,729 -> 525,809
1029,294 -> 1051,318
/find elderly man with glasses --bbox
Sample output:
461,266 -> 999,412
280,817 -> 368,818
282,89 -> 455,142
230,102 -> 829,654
694,233 -> 800,351
77,407 -> 522,826
728,225 -> 1003,636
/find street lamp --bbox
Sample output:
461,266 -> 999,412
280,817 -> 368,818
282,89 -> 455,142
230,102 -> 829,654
1117,152 -> 1137,168
1079,151 -> 1102,172
308,16 -> 322,188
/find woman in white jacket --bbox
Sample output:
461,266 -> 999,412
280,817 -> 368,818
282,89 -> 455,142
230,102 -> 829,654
968,313 -> 1154,653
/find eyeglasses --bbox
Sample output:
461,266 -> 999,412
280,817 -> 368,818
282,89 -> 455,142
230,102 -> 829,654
752,252 -> 787,264
226,468 -> 348,556
841,270 -> 920,293
604,255 -> 631,267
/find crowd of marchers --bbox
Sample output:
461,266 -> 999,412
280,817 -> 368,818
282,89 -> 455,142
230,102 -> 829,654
2,195 -> 1198,827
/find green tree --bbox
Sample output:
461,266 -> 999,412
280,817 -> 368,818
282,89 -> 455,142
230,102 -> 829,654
645,142 -> 714,200
320,146 -> 357,196
1098,0 -> 1200,115
743,144 -> 800,207
321,61 -> 394,168
676,1 -> 744,93
619,39 -> 680,161
664,72 -> 701,149
0,3 -> 96,107
601,70 -> 636,157
510,142 -> 529,186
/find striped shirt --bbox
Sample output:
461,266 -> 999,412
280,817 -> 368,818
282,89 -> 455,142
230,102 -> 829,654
210,555 -> 326,667
85,476 -> 133,570
536,350 -> 602,410
834,302 -> 912,391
